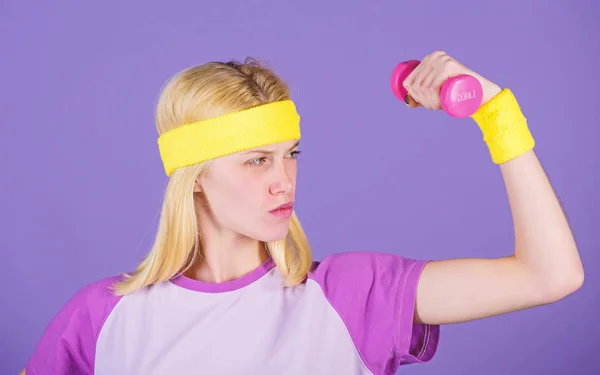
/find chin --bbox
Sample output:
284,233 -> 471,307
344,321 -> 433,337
252,223 -> 291,243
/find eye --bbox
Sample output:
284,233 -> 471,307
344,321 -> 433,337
288,150 -> 301,159
247,157 -> 267,166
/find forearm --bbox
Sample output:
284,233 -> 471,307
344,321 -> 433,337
500,149 -> 584,298
415,111 -> 584,325
478,82 -> 584,297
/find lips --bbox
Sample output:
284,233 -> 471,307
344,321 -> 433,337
271,202 -> 294,212
269,202 -> 294,219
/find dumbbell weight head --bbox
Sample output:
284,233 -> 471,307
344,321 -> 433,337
390,60 -> 420,103
440,74 -> 484,118
391,60 -> 484,118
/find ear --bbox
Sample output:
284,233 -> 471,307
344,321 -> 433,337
193,177 -> 203,193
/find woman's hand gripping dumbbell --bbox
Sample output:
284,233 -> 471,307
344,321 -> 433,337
390,51 -> 501,118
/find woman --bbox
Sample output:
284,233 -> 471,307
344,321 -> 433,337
22,50 -> 584,375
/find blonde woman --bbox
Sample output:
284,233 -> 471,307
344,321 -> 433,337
21,50 -> 583,375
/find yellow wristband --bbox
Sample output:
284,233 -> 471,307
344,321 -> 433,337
470,88 -> 535,164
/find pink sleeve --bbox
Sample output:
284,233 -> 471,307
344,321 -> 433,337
309,251 -> 440,374
25,276 -> 123,375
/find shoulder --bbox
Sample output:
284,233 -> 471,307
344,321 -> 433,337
58,275 -> 125,327
306,251 -> 439,369
308,250 -> 429,289
69,274 -> 124,306
306,250 -> 430,310
25,275 -> 125,375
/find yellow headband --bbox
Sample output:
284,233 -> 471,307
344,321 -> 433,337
157,100 -> 301,176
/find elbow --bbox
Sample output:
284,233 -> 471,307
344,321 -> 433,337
541,266 -> 584,303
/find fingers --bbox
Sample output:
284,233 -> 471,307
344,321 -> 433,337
403,50 -> 452,110
418,55 -> 440,109
403,55 -> 433,109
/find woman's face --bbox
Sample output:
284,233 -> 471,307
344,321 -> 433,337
194,139 -> 300,242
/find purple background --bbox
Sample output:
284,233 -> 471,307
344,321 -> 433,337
2,1 -> 598,374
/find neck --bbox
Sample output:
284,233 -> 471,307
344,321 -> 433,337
185,231 -> 269,284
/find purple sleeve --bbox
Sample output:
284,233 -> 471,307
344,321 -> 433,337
25,276 -> 123,375
309,251 -> 440,374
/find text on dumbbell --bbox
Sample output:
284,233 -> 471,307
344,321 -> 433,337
455,90 -> 477,102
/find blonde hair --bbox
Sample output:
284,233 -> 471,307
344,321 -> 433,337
113,58 -> 313,295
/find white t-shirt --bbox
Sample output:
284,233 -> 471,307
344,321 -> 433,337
25,251 -> 440,374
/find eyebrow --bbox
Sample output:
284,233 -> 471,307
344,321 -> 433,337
240,140 -> 300,155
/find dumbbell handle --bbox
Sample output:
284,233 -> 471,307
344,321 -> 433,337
391,60 -> 483,118
404,93 -> 420,108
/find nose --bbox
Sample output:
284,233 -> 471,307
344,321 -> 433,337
269,166 -> 294,195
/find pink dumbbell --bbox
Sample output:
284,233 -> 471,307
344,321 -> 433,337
390,60 -> 483,118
